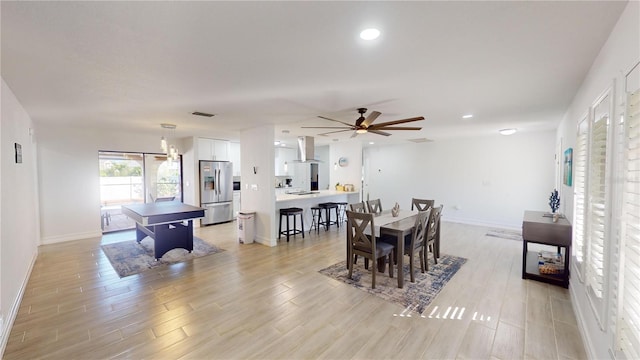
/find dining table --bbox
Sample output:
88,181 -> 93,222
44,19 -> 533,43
375,209 -> 419,289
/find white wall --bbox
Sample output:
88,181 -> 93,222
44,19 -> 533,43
240,125 -> 276,246
0,79 -> 40,353
364,132 -> 556,229
555,1 -> 639,358
36,124 -> 193,243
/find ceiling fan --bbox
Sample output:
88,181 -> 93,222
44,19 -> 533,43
302,108 -> 425,137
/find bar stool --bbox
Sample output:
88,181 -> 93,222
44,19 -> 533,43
279,207 -> 304,242
318,202 -> 339,231
309,206 -> 324,234
336,202 -> 348,223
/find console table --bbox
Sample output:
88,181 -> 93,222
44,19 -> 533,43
521,210 -> 572,288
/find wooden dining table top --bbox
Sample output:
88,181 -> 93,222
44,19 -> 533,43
367,209 -> 418,237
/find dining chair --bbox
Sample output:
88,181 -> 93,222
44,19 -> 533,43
366,199 -> 382,214
423,205 -> 443,271
411,198 -> 435,211
349,202 -> 367,213
404,209 -> 431,282
346,210 -> 394,289
379,208 -> 431,283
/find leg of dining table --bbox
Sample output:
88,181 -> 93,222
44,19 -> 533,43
396,233 -> 404,288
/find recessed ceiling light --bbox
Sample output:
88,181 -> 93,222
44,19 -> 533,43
274,141 -> 280,146
360,28 -> 380,40
369,142 -> 375,145
499,128 -> 517,136
462,114 -> 473,119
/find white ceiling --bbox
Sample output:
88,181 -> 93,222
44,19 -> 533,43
1,1 -> 627,146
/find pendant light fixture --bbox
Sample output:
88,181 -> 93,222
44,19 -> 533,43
160,123 -> 179,161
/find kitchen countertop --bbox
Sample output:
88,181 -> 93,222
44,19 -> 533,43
276,190 -> 359,202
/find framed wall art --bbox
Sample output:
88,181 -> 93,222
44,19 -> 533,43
563,148 -> 572,186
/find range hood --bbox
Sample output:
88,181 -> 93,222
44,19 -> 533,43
295,136 -> 322,163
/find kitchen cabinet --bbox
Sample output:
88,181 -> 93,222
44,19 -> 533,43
198,138 -> 230,161
275,147 -> 297,176
230,142 -> 241,176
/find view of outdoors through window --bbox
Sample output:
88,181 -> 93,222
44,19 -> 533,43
99,151 -> 182,233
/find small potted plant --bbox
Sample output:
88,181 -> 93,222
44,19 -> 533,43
335,182 -> 343,191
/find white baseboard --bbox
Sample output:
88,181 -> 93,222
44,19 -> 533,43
0,250 -> 38,357
41,230 -> 102,245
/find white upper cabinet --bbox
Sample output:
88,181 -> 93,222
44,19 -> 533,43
229,142 -> 241,176
198,138 -> 230,161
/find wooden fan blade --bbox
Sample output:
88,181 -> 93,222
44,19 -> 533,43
361,111 -> 382,127
318,129 -> 352,136
371,116 -> 425,127
371,126 -> 422,131
302,126 -> 353,129
318,116 -> 355,127
368,129 -> 392,136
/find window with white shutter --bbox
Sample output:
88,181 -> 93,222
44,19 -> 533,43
619,89 -> 640,359
573,115 -> 588,281
586,87 -> 613,328
574,116 -> 589,279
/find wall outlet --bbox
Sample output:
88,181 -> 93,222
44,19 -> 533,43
251,184 -> 258,191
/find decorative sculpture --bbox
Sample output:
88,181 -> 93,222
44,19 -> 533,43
392,202 -> 400,217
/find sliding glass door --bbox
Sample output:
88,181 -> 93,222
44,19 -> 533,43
143,154 -> 182,203
99,151 -> 182,233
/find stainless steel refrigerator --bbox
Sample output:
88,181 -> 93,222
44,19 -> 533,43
200,160 -> 234,225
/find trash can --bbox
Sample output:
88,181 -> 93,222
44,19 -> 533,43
237,211 -> 256,244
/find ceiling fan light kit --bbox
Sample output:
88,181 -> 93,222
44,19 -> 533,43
303,107 -> 425,138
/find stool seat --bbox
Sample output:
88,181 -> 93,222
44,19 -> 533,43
279,207 -> 304,242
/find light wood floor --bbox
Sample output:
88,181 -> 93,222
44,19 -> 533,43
3,221 -> 586,359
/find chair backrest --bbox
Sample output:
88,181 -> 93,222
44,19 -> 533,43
346,210 -> 376,255
349,202 -> 367,213
366,199 -> 382,214
155,196 -> 176,202
411,208 -> 432,250
411,198 -> 435,211
426,205 -> 443,242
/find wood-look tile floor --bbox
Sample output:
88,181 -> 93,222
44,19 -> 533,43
3,221 -> 587,359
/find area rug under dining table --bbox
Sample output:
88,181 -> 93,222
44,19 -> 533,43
319,254 -> 467,315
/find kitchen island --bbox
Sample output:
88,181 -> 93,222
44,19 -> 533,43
276,190 -> 360,236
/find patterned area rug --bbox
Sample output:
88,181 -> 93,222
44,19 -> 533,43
319,254 -> 467,315
486,228 -> 523,241
101,236 -> 224,277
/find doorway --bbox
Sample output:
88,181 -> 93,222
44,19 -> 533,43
310,163 -> 319,191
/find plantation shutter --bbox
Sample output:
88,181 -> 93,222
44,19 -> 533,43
585,90 -> 612,326
573,117 -> 588,280
620,89 -> 640,359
